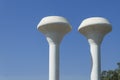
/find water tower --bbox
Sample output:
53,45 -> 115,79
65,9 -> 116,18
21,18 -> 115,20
37,16 -> 71,80
78,17 -> 112,80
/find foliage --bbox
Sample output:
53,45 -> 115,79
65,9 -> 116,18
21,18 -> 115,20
101,62 -> 120,80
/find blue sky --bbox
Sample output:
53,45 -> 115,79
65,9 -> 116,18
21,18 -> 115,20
0,0 -> 120,80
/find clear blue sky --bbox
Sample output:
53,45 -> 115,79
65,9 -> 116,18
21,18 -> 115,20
0,0 -> 120,80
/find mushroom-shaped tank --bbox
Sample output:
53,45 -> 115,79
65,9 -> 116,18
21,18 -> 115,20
78,17 -> 112,37
37,16 -> 71,35
37,16 -> 72,44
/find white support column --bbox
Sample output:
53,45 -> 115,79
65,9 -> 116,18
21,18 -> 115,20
78,17 -> 112,80
87,33 -> 103,80
49,43 -> 59,80
89,43 -> 101,80
37,16 -> 71,80
46,33 -> 61,80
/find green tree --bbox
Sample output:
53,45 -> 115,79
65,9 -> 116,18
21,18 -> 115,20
101,62 -> 120,80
